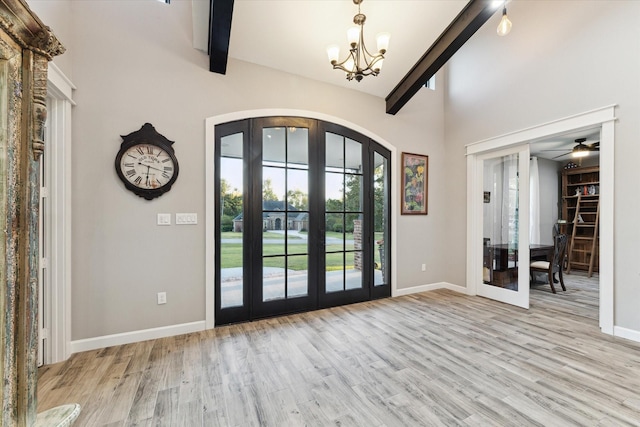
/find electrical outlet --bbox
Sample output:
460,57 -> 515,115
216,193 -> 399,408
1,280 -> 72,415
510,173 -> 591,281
176,213 -> 197,225
421,263 -> 426,272
157,292 -> 167,305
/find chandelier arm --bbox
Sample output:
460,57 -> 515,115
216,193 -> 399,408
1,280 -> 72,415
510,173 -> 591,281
358,38 -> 374,61
331,50 -> 357,71
355,23 -> 384,74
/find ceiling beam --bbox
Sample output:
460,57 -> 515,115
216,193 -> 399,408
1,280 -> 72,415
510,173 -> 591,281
209,0 -> 234,74
385,0 -> 500,115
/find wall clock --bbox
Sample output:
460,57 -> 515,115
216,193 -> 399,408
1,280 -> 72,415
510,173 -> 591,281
115,123 -> 179,200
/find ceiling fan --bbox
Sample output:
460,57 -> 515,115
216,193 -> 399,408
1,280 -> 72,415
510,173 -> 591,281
544,138 -> 600,159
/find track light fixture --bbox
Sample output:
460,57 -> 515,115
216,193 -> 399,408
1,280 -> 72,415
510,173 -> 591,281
497,3 -> 512,36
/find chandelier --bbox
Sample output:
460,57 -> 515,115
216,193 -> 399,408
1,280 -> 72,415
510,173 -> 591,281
327,0 -> 390,82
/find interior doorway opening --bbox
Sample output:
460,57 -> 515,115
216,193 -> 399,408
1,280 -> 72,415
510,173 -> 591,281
528,128 -> 600,308
466,106 -> 615,335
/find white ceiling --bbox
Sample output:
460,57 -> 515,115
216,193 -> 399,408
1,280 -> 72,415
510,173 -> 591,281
227,0 -> 474,98
213,1 -> 601,163
530,128 -> 601,161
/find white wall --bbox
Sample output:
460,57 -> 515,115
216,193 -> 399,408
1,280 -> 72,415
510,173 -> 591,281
444,1 -> 640,331
27,0 -> 73,78
536,157 -> 562,245
29,0 -> 448,340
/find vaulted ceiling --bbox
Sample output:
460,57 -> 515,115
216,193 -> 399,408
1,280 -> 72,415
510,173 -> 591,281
208,0 -> 510,111
204,0 -> 599,155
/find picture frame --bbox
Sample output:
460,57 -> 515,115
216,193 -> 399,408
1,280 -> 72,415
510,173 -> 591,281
401,152 -> 428,215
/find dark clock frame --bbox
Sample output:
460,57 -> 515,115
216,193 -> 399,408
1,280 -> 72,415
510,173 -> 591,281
115,123 -> 179,200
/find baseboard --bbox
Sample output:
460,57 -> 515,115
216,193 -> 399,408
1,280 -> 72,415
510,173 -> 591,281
613,326 -> 640,344
70,321 -> 206,354
394,282 -> 467,297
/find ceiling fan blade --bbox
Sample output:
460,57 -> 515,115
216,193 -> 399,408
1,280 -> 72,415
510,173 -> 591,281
552,152 -> 571,159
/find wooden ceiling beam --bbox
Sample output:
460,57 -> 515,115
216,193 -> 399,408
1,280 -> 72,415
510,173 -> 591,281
385,0 -> 499,115
209,0 -> 234,74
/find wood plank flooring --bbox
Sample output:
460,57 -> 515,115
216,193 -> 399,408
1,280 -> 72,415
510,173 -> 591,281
38,273 -> 640,426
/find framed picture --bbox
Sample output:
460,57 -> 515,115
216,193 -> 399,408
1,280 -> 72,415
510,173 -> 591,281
401,152 -> 428,215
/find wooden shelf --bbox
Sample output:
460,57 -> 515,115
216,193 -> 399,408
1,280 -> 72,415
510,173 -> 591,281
564,194 -> 599,199
560,166 -> 599,273
566,181 -> 599,187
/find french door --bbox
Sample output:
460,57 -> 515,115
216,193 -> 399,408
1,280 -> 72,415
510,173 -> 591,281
477,144 -> 530,308
215,117 -> 390,325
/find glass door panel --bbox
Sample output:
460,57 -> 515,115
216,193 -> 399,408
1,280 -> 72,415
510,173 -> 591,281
373,151 -> 389,287
478,145 -> 529,308
260,126 -> 310,304
324,133 -> 364,295
219,133 -> 244,309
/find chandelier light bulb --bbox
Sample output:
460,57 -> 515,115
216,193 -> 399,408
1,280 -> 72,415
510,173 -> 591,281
497,6 -> 512,36
327,45 -> 340,63
376,32 -> 390,53
347,27 -> 360,47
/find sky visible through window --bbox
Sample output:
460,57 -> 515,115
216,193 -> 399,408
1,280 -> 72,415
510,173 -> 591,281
221,157 -> 343,200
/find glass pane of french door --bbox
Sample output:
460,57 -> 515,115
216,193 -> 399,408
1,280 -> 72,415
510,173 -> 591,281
219,132 -> 245,309
325,133 -> 363,293
373,151 -> 389,287
483,154 -> 519,290
478,145 -> 530,308
261,126 -> 310,302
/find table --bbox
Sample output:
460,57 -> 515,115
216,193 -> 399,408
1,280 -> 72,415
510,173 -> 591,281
489,243 -> 553,271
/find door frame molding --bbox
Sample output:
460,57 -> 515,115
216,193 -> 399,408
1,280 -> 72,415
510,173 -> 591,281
205,110 -> 397,329
465,105 -> 616,335
44,62 -> 76,363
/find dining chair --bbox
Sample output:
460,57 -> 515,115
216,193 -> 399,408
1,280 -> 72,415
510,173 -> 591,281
530,233 -> 568,294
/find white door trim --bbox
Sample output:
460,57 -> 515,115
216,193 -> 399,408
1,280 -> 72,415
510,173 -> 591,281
44,62 -> 75,363
466,105 -> 616,335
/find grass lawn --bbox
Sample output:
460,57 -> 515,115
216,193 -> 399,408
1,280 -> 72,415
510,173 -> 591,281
221,231 -> 302,240
220,242 -> 383,270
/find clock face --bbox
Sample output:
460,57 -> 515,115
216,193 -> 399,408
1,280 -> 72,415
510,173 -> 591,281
119,143 -> 176,190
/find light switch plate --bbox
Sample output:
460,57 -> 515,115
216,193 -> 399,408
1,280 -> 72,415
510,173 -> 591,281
157,213 -> 171,225
176,213 -> 197,225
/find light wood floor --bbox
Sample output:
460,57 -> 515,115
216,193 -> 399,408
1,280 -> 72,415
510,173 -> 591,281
38,272 -> 640,426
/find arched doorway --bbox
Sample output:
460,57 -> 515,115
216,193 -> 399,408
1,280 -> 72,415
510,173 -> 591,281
212,116 -> 391,325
